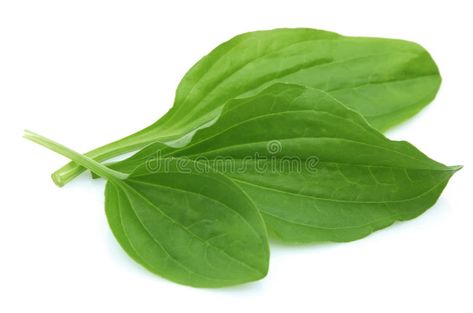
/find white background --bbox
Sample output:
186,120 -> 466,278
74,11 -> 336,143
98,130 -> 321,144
1,1 -> 472,312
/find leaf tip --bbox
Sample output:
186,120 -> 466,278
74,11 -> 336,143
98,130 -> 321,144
449,165 -> 463,172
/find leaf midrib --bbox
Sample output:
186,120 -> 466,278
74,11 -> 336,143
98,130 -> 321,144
231,175 -> 450,206
175,38 -> 429,124
179,137 -> 443,171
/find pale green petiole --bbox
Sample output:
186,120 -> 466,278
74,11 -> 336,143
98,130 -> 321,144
24,130 -> 129,182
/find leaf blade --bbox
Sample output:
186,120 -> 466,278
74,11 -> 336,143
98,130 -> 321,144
162,29 -> 440,135
106,161 -> 270,287
110,84 -> 457,243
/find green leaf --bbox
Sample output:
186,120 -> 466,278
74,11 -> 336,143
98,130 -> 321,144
108,84 -> 458,243
51,28 -> 441,186
24,131 -> 270,287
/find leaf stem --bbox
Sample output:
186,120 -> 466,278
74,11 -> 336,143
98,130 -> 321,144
49,128 -> 179,187
24,130 -> 128,182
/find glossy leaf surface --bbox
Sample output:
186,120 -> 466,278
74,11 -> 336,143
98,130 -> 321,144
162,28 -> 440,135
110,84 -> 458,243
52,28 -> 441,186
24,131 -> 269,287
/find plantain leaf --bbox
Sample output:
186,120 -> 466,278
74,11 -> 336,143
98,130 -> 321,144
108,84 -> 458,243
24,131 -> 269,287
51,28 -> 441,186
